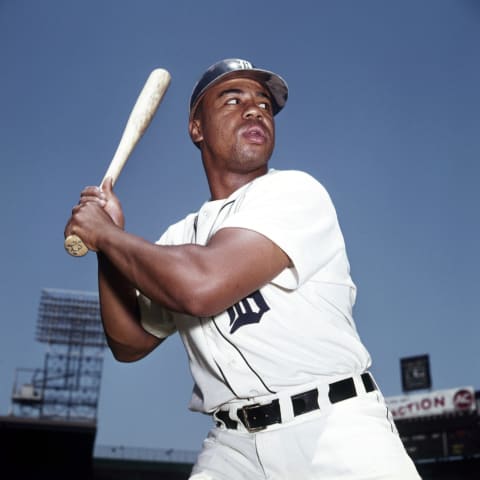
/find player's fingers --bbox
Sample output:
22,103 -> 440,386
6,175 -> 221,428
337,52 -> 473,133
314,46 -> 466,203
78,187 -> 106,207
77,195 -> 106,207
71,200 -> 104,220
98,176 -> 124,227
80,185 -> 106,199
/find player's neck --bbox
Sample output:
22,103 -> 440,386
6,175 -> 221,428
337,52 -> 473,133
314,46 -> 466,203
206,168 -> 267,200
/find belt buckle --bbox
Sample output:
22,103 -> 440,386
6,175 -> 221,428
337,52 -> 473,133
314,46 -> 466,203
238,403 -> 267,433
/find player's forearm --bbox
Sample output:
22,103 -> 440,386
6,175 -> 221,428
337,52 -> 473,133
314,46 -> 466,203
96,228 -> 221,316
97,252 -> 162,361
96,226 -> 290,318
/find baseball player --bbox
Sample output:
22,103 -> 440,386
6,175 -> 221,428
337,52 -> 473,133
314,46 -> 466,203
65,59 -> 421,479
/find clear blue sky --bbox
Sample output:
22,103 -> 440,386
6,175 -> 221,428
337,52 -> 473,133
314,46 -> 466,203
1,0 -> 479,452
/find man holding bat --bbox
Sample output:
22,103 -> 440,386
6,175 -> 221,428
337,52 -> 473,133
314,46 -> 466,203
64,59 -> 420,479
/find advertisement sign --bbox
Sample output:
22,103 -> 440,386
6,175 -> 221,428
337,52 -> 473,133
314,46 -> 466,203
385,386 -> 476,420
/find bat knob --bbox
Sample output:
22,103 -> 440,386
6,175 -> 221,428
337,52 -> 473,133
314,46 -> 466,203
64,234 -> 89,257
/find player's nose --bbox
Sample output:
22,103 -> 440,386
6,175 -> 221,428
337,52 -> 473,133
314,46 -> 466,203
243,102 -> 265,120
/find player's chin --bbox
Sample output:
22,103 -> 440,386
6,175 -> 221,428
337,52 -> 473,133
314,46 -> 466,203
240,139 -> 273,159
236,149 -> 272,170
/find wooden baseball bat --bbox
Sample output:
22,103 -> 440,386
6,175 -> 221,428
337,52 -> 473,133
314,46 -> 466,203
64,68 -> 171,257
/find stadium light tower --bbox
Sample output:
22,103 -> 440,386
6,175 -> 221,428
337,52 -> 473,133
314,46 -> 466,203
10,288 -> 107,421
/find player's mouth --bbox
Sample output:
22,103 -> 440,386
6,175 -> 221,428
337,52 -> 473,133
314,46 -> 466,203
241,124 -> 268,144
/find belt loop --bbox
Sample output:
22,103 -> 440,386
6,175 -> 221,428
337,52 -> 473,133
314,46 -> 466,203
277,391 -> 295,424
352,374 -> 365,396
214,409 -> 237,430
229,404 -> 242,425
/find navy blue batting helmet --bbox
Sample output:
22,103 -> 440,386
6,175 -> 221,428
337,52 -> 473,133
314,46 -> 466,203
189,58 -> 288,119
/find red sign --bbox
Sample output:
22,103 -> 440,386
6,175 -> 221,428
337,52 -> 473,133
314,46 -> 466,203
453,389 -> 475,410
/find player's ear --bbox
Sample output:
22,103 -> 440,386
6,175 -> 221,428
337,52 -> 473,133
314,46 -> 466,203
189,118 -> 203,144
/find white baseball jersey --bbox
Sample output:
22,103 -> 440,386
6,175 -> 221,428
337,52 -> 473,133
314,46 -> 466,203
137,169 -> 371,413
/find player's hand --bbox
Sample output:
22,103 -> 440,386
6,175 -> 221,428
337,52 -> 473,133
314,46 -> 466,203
99,177 -> 125,229
72,178 -> 125,229
64,179 -> 124,252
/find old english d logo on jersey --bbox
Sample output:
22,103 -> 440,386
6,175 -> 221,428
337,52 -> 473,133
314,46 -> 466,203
227,290 -> 270,334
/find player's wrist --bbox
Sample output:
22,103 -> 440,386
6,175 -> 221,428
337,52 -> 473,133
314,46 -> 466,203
95,222 -> 124,253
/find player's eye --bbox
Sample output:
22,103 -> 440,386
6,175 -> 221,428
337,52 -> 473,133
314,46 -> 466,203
226,98 -> 239,105
259,102 -> 269,110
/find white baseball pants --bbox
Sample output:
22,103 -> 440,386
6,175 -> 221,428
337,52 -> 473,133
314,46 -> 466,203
189,390 -> 421,479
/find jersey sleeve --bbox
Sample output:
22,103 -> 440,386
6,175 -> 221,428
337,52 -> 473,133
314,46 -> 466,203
219,170 -> 347,289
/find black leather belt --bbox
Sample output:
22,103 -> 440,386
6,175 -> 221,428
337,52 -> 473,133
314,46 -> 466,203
215,373 -> 376,433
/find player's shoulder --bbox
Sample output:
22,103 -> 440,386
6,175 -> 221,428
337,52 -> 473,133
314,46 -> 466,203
259,168 -> 331,196
267,168 -> 318,181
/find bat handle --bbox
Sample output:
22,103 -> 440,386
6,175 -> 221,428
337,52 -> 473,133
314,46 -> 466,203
64,234 -> 89,257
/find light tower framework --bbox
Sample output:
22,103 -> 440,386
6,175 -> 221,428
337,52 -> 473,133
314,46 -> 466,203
11,288 -> 107,421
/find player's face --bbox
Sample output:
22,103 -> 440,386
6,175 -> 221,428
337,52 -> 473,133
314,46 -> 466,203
190,77 -> 275,174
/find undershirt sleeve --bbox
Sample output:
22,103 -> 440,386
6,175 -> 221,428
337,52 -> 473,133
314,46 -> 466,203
136,291 -> 178,339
